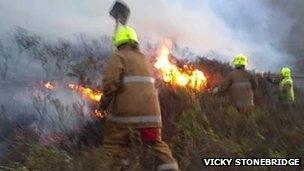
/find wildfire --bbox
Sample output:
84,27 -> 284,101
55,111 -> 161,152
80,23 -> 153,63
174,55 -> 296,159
44,82 -> 56,90
154,44 -> 207,90
68,85 -> 104,118
40,40 -> 207,120
42,81 -> 103,118
67,84 -> 102,102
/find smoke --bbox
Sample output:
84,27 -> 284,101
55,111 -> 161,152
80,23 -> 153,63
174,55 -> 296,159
264,0 -> 304,73
128,0 -> 302,71
0,27 -> 112,154
1,0 -> 304,71
204,0 -> 303,72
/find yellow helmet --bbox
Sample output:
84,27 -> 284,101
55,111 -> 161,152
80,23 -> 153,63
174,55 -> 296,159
233,54 -> 248,67
113,25 -> 138,47
281,67 -> 291,78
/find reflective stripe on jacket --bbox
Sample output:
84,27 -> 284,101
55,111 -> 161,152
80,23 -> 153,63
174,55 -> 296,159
219,68 -> 257,108
123,76 -> 155,83
101,44 -> 161,128
157,162 -> 179,171
107,114 -> 161,124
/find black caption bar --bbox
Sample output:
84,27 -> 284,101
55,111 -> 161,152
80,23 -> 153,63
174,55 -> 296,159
202,158 -> 301,166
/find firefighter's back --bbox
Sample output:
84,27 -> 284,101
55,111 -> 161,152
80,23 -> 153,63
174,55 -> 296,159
101,26 -> 178,171
228,69 -> 255,108
111,44 -> 162,128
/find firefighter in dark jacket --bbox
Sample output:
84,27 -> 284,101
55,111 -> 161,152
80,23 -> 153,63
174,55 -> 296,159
99,25 -> 178,171
213,54 -> 257,114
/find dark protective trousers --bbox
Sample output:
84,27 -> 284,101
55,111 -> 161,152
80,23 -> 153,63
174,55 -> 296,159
103,121 -> 179,171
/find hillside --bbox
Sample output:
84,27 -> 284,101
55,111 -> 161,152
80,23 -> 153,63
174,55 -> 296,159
0,29 -> 303,170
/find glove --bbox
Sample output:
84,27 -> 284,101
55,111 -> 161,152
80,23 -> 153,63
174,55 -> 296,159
212,87 -> 219,94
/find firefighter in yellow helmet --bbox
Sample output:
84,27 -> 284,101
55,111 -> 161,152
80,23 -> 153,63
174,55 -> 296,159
99,26 -> 178,171
279,67 -> 295,107
213,54 -> 257,114
266,67 -> 295,108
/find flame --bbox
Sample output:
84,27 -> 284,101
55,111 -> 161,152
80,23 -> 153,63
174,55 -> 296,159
42,82 -> 103,118
94,109 -> 105,118
40,41 -> 207,119
68,84 -> 104,118
154,44 -> 207,90
68,84 -> 102,102
44,82 -> 56,90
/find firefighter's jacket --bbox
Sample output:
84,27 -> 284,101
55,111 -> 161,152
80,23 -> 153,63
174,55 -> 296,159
100,44 -> 162,128
218,68 -> 257,108
279,77 -> 295,104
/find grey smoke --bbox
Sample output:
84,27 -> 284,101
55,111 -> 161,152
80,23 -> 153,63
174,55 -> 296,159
206,0 -> 304,72
1,0 -> 304,72
0,27 -> 112,151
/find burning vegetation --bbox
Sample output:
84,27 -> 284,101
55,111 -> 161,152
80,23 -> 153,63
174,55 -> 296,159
43,82 -> 104,118
67,84 -> 102,102
43,41 -> 208,96
154,43 -> 207,91
44,83 -> 102,103
41,41 -> 208,119
43,82 -> 56,90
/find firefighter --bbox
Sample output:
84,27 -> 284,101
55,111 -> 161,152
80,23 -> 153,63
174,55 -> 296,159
212,54 -> 257,114
267,67 -> 295,108
99,25 -> 179,171
279,67 -> 295,107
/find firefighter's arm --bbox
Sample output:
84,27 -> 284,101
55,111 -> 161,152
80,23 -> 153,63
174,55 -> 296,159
213,74 -> 231,94
265,73 -> 280,84
218,74 -> 232,93
99,53 -> 124,110
267,77 -> 280,84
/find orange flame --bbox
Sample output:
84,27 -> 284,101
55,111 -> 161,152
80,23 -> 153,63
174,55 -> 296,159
42,82 -> 103,118
44,82 -> 56,90
67,84 -> 102,102
154,43 -> 207,90
94,109 -> 105,118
